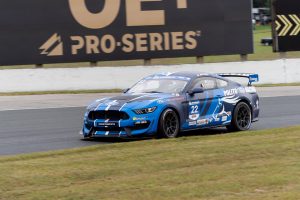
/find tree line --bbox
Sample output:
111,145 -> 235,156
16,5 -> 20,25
253,0 -> 271,8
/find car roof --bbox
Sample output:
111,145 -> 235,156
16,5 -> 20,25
149,71 -> 218,79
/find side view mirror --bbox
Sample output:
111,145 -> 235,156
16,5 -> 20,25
123,88 -> 130,93
188,87 -> 204,96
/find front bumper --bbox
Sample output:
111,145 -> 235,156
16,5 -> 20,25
81,110 -> 158,138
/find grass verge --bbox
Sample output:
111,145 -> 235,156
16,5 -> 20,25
1,126 -> 300,200
255,83 -> 300,87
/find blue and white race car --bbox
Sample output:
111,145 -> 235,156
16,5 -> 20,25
81,72 -> 259,138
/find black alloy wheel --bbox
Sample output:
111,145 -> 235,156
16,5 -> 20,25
158,109 -> 180,138
227,102 -> 252,131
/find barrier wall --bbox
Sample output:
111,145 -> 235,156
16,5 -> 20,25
0,59 -> 299,92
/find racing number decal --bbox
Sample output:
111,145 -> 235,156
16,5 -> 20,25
187,100 -> 210,127
191,105 -> 198,114
189,101 -> 200,121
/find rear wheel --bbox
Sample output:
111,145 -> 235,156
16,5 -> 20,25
157,109 -> 180,138
227,102 -> 252,131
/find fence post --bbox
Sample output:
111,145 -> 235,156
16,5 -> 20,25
90,62 -> 98,67
240,54 -> 248,62
35,64 -> 43,68
144,59 -> 151,66
196,56 -> 204,64
279,52 -> 287,59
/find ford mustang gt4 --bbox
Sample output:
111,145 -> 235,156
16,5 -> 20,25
81,72 -> 259,138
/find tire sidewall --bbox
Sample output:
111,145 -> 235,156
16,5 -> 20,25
157,109 -> 180,138
232,102 -> 252,131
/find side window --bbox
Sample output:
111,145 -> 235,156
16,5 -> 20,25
217,79 -> 228,88
191,77 -> 217,90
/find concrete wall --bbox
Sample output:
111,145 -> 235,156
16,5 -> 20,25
1,58 -> 300,92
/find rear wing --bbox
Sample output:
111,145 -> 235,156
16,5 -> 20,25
217,73 -> 259,86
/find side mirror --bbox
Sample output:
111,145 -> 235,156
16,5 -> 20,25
188,87 -> 204,96
123,88 -> 130,93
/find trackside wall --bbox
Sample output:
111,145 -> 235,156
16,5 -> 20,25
0,59 -> 299,92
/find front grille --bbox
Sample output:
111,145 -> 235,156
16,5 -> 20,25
89,111 -> 129,120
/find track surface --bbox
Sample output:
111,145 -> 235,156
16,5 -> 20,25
0,95 -> 300,156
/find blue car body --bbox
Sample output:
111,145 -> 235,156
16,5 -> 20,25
81,72 -> 260,138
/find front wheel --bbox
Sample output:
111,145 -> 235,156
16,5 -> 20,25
227,102 -> 252,132
157,109 -> 180,138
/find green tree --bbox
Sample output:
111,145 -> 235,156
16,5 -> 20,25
253,0 -> 270,8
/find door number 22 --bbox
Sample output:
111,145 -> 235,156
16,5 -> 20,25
191,105 -> 199,114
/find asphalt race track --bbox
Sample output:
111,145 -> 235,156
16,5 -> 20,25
0,95 -> 300,156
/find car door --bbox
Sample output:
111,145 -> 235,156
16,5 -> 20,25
184,77 -> 224,129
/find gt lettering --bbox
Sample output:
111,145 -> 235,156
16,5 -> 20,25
68,0 -> 165,29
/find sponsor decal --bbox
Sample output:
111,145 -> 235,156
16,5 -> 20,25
189,100 -> 200,120
189,101 -> 200,106
157,100 -> 165,104
245,86 -> 257,94
150,76 -> 191,81
197,119 -> 209,126
98,122 -> 116,126
135,120 -> 148,125
238,87 -> 246,94
217,111 -> 232,118
213,118 -> 220,122
222,116 -> 228,122
133,117 -> 146,121
224,88 -> 238,96
249,76 -> 259,83
189,121 -> 197,126
189,114 -> 199,121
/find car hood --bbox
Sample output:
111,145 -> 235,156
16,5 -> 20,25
88,93 -> 176,111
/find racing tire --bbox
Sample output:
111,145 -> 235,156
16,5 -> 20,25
227,102 -> 252,132
157,109 -> 180,138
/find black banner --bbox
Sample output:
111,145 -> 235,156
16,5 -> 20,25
273,0 -> 300,52
0,0 -> 253,65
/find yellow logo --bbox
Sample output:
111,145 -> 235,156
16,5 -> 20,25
68,0 -> 188,29
39,33 -> 63,56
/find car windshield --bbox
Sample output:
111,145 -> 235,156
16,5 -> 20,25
127,78 -> 188,94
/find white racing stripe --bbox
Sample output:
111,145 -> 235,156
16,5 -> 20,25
128,93 -> 154,102
119,103 -> 127,111
94,97 -> 109,111
105,105 -> 111,111
105,100 -> 118,111
95,104 -> 103,111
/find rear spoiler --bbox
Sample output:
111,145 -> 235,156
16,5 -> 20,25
217,73 -> 259,86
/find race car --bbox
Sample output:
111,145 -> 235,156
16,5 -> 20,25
81,72 -> 259,138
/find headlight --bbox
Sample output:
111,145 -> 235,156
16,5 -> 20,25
133,107 -> 157,114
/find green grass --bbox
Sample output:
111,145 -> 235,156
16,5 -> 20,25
1,126 -> 300,200
2,25 -> 300,70
255,82 -> 300,87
